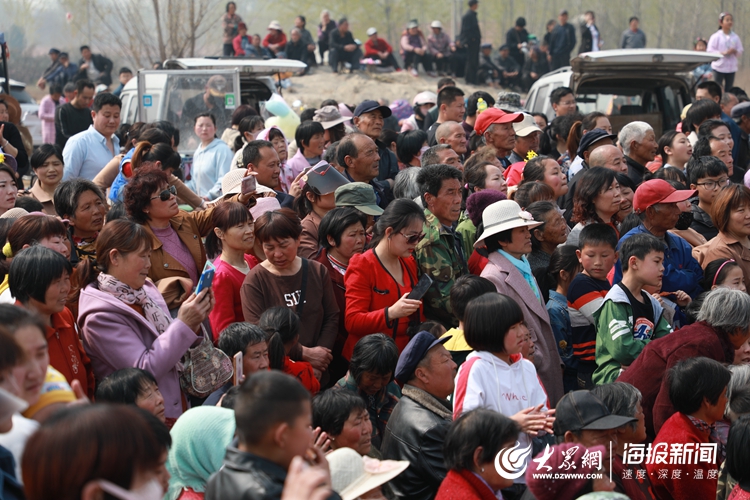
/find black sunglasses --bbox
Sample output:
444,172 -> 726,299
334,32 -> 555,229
150,185 -> 177,201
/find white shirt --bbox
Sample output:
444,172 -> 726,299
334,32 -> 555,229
588,23 -> 601,52
0,414 -> 39,482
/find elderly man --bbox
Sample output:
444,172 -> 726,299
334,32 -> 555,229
337,132 -> 393,210
285,29 -> 308,64
415,165 -> 466,328
474,107 -> 523,167
508,113 -> 542,163
401,20 -> 434,77
363,28 -> 399,70
352,100 -> 399,181
381,331 -> 457,500
589,144 -> 627,172
421,144 -> 462,169
262,20 -> 287,57
427,21 -> 453,76
427,86 -> 465,146
567,128 -> 617,178
619,121 -> 657,186
613,179 -> 703,298
435,121 -> 467,157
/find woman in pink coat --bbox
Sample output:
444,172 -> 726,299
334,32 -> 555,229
78,219 -> 213,423
475,199 -> 565,407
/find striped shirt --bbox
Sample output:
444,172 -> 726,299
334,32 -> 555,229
567,273 -> 610,372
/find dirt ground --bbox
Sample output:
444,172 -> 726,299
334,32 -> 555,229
279,66 -> 497,110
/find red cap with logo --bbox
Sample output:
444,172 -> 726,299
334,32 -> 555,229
633,179 -> 697,213
474,108 -> 524,136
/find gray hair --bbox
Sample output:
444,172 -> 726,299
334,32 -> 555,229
291,28 -> 301,35
727,365 -> 750,416
435,121 -> 460,143
393,167 -> 421,200
421,144 -> 450,167
591,382 -> 642,432
697,288 -> 750,335
618,121 -> 653,156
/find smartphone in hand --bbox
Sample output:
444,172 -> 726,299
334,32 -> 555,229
407,274 -> 433,300
241,174 -> 257,195
195,260 -> 216,295
233,351 -> 244,386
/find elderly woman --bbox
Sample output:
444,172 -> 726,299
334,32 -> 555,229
166,406 -> 236,500
526,200 -> 569,273
566,167 -> 621,246
54,178 -> 108,264
24,144 -> 63,215
335,333 -> 401,450
436,409 -> 520,500
344,199 -> 425,358
694,183 -> 750,287
241,208 -> 339,378
124,165 -> 253,311
618,121 -> 657,185
313,389 -> 373,456
476,199 -> 564,406
78,219 -> 213,423
619,288 -> 750,440
316,207 -> 367,381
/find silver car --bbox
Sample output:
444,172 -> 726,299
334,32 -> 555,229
0,77 -> 43,146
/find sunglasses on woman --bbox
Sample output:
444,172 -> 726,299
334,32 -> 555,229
150,185 -> 177,201
400,231 -> 425,245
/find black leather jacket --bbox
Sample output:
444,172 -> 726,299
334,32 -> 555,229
380,387 -> 452,500
205,447 -> 341,500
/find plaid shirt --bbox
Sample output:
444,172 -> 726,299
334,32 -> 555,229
335,372 -> 401,450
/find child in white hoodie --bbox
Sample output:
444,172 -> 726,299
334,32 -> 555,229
453,292 -> 555,490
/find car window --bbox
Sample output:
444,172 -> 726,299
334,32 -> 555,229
9,87 -> 34,104
533,85 -> 550,114
661,85 -> 682,131
576,90 -> 647,116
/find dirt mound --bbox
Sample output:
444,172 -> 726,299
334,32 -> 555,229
280,66 -> 495,109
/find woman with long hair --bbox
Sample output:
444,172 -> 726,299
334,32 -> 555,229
520,155 -> 568,199
343,199 -> 426,358
204,201 -> 258,338
658,130 -> 693,171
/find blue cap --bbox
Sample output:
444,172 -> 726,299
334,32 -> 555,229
353,100 -> 392,119
576,128 -> 616,157
731,101 -> 750,119
394,331 -> 451,384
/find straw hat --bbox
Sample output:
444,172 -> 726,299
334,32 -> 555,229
313,106 -> 349,129
327,448 -> 409,500
475,199 -> 542,246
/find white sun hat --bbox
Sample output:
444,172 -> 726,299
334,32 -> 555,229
475,199 -> 543,246
327,448 -> 409,500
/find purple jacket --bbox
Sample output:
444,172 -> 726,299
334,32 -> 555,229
287,148 -> 316,179
480,251 -> 564,407
78,280 -> 200,419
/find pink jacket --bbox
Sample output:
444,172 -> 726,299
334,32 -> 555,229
78,279 -> 200,419
287,148 -> 314,179
38,95 -> 58,145
480,251 -> 564,407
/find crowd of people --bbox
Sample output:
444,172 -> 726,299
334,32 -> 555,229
1,3 -> 750,500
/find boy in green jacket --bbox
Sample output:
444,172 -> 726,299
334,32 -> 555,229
592,233 -> 673,385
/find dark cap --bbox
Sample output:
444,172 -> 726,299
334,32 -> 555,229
499,44 -> 510,51
481,43 -> 492,50
395,332 -> 452,384
468,0 -> 479,5
335,182 -> 384,215
559,9 -> 569,15
304,161 -> 349,195
576,129 -> 617,157
59,52 -> 69,59
49,48 -> 61,55
553,390 -> 637,436
732,101 -> 750,120
353,100 -> 392,119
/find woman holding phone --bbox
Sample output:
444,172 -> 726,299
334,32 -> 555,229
78,219 -> 213,424
124,165 -> 255,312
343,199 -> 426,359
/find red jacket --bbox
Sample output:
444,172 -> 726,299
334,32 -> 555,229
435,469 -> 497,500
283,356 -> 320,395
209,255 -> 258,341
315,249 -> 348,358
647,412 -> 718,500
41,305 -> 95,398
233,34 -> 249,56
617,321 -> 734,440
343,249 -> 423,359
262,31 -> 287,50
467,249 -> 489,276
364,37 -> 393,58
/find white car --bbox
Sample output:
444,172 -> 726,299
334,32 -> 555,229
524,49 -> 720,136
0,78 -> 43,147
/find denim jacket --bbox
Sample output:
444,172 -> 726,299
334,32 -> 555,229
547,290 -> 576,371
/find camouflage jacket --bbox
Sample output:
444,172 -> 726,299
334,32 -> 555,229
415,209 -> 467,328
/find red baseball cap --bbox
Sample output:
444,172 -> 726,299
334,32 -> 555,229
474,108 -> 524,136
633,179 -> 697,213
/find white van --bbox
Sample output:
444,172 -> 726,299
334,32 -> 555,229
119,57 -> 306,155
524,49 -> 720,136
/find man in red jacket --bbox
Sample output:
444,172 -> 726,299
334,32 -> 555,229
364,28 -> 400,71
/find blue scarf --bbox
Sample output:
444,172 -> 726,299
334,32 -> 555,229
498,249 -> 540,300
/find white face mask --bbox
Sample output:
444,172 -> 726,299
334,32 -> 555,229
96,478 -> 164,500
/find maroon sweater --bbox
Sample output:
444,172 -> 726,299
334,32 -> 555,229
617,321 -> 734,440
